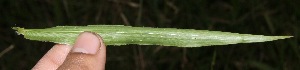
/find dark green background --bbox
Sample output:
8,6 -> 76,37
0,0 -> 299,70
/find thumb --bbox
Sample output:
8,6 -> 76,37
58,32 -> 106,70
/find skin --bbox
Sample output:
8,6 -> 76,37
32,32 -> 106,70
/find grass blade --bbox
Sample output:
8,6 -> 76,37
12,25 -> 292,47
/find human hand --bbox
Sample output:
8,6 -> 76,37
32,32 -> 106,70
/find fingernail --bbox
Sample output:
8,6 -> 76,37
72,31 -> 102,54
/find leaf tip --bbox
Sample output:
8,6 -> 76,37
271,36 -> 293,40
12,27 -> 25,35
244,35 -> 293,43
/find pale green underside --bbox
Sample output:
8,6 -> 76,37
13,25 -> 292,47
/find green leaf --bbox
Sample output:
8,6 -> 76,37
12,25 -> 292,47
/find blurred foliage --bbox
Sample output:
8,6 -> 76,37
0,0 -> 299,70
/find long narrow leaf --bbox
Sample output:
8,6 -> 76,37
13,25 -> 292,47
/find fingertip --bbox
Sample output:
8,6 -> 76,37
58,32 -> 106,70
72,32 -> 101,54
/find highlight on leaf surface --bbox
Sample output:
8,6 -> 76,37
12,25 -> 293,47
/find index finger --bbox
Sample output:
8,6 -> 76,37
32,44 -> 72,70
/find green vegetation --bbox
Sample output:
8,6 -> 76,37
0,0 -> 299,70
13,25 -> 292,47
